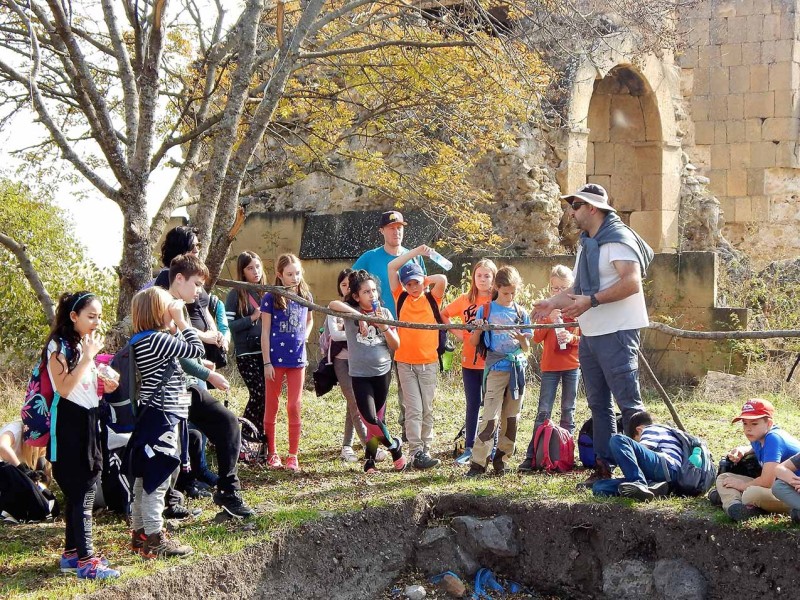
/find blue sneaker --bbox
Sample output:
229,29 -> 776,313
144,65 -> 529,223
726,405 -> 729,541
60,553 -> 109,574
76,556 -> 120,580
454,448 -> 473,466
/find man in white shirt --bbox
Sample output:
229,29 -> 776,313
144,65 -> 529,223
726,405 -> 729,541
534,183 -> 653,487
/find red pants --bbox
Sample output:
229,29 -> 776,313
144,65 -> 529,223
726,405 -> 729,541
264,367 -> 305,455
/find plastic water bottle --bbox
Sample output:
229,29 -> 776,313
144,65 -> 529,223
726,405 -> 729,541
428,249 -> 453,271
689,447 -> 703,468
371,300 -> 380,314
554,314 -> 567,350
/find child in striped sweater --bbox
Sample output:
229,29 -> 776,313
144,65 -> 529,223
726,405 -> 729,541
129,287 -> 204,559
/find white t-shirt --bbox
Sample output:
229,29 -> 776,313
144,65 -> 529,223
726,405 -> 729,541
46,340 -> 100,410
0,420 -> 23,458
573,242 -> 649,336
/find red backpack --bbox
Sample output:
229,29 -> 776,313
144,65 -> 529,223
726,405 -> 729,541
532,419 -> 575,472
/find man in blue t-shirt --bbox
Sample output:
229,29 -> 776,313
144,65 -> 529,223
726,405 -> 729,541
714,398 -> 800,521
353,211 -> 426,439
352,211 -> 426,319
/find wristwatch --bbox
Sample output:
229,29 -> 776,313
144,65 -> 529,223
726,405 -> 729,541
590,294 -> 599,308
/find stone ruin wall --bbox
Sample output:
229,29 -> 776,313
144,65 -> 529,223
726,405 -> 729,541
233,0 -> 800,265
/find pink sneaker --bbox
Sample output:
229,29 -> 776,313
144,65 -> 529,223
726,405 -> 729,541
284,455 -> 300,472
393,456 -> 407,471
266,454 -> 282,469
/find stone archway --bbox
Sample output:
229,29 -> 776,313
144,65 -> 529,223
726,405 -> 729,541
587,65 -> 663,223
561,51 -> 683,252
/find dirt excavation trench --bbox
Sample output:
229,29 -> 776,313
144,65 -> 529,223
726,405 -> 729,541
83,495 -> 800,600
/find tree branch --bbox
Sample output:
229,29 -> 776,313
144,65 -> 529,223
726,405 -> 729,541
299,39 -> 476,61
0,232 -> 55,324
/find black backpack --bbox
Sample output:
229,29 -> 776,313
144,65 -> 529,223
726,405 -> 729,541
397,291 -> 452,372
473,301 -> 525,365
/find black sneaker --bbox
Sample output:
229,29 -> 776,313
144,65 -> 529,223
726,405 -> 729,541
517,457 -> 535,473
412,451 -> 440,470
618,481 -> 655,502
726,502 -> 763,522
791,508 -> 800,524
178,480 -> 212,499
708,488 -> 722,506
213,490 -> 255,519
163,504 -> 201,520
649,481 -> 670,499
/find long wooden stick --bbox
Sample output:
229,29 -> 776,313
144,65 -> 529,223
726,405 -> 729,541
638,348 -> 685,431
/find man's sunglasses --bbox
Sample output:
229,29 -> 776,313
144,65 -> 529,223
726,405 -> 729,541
570,200 -> 589,209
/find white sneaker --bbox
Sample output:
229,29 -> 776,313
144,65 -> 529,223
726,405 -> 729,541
375,448 -> 388,462
340,446 -> 358,463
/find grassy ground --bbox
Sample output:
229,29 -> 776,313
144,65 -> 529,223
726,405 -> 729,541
2,363 -> 800,598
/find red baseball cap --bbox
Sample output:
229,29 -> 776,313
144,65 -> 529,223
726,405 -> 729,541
731,398 -> 775,423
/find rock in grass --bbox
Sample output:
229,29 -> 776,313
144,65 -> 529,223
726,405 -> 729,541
436,573 -> 467,598
404,584 -> 427,600
653,559 -> 707,600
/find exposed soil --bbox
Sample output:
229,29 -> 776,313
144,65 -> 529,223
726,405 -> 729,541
79,495 -> 800,600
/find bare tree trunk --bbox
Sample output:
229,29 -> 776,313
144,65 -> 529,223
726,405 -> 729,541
0,232 -> 56,324
117,195 -> 153,320
204,0 -> 327,281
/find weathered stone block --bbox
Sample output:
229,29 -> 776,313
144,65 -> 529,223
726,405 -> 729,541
745,118 -> 762,141
750,141 -> 778,166
608,172 -> 642,212
629,210 -> 678,252
735,196 -> 753,221
710,67 -> 730,93
716,2 -> 737,18
719,196 -> 736,219
747,167 -> 766,194
708,95 -> 726,123
727,16 -> 749,43
768,61 -> 795,91
764,167 -> 800,193
762,39 -> 793,62
762,12 -> 781,40
728,94 -> 745,120
773,89 -> 798,117
715,121 -> 728,143
749,64 -> 770,92
741,41 -> 762,64
698,45 -> 721,68
692,95 -> 711,121
726,118 -> 746,141
593,142 -> 614,174
727,168 -> 748,195
690,144 -> 711,168
779,12 -> 796,39
776,140 -> 799,168
678,47 -> 699,68
730,142 -> 751,167
729,66 -> 750,93
414,527 -> 479,579
720,43 -> 743,66
708,169 -> 728,195
744,90 -> 775,117
681,68 -> 694,95
746,14 -> 765,41
687,17 -> 711,45
762,117 -> 799,140
711,144 -> 731,169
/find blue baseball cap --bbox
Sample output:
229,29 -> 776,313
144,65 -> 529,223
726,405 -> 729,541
399,262 -> 425,285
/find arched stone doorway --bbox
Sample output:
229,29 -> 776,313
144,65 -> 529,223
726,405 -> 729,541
562,54 -> 682,252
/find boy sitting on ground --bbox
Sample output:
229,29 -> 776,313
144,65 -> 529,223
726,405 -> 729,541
771,453 -> 800,524
591,411 -> 681,501
713,398 -> 800,521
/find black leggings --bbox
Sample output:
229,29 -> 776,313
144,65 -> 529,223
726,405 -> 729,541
237,353 -> 266,437
53,464 -> 99,559
352,372 -> 396,457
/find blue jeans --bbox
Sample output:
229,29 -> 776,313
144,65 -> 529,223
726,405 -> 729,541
772,480 -> 800,510
592,434 -> 677,496
579,330 -> 645,467
525,369 -> 579,459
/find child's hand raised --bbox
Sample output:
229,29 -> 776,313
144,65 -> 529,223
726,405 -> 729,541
82,331 -> 104,359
